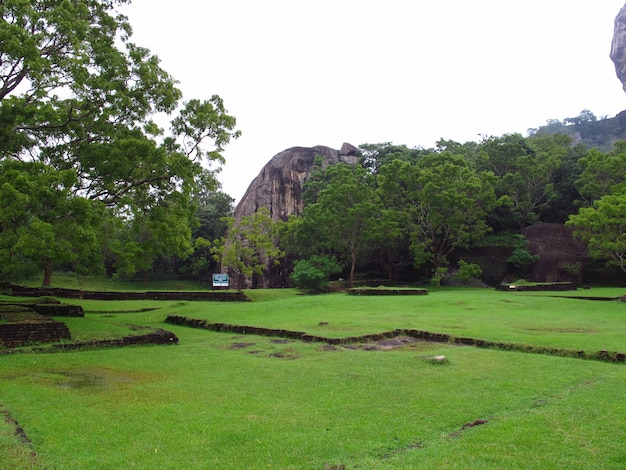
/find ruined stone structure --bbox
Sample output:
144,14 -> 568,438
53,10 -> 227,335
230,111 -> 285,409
523,224 -> 587,283
0,307 -> 71,348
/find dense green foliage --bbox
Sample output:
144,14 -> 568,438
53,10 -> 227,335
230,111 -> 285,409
212,208 -> 284,289
567,193 -> 626,273
289,254 -> 341,292
282,128 -> 626,285
0,0 -> 239,285
453,260 -> 483,284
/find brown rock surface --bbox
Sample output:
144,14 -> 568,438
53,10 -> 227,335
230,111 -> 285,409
523,223 -> 587,283
233,144 -> 358,221
228,144 -> 358,288
610,4 -> 626,92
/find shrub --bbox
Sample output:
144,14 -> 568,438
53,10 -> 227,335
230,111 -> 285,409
290,255 -> 341,293
507,235 -> 539,277
454,260 -> 483,284
430,267 -> 449,287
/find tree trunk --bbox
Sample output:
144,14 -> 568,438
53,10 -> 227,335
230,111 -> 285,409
349,250 -> 356,288
42,260 -> 53,287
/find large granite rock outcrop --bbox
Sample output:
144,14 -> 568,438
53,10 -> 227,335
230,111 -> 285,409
233,143 -> 358,221
611,4 -> 626,92
229,143 -> 358,288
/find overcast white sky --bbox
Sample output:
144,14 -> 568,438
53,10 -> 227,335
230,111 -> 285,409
122,1 -> 626,203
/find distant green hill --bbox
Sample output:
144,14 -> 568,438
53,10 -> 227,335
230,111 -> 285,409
531,109 -> 626,151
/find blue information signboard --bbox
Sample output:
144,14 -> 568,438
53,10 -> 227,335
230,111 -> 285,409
212,273 -> 229,287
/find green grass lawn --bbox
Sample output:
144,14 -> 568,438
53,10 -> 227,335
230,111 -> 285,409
0,286 -> 625,469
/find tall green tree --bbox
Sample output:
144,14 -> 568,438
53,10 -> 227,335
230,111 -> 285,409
182,175 -> 234,283
539,141 -> 586,224
511,133 -> 569,226
479,134 -> 566,229
284,163 -> 380,287
0,160 -> 105,285
575,144 -> 626,206
374,160 -> 415,280
213,208 -> 284,289
379,154 -> 497,273
0,0 -> 240,282
566,192 -> 626,274
358,142 -> 424,174
414,154 -> 497,270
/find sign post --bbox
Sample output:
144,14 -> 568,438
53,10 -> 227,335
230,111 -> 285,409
212,273 -> 229,289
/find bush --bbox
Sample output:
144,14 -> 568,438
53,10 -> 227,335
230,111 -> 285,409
453,260 -> 483,284
290,255 -> 341,293
430,267 -> 449,287
507,235 -> 539,277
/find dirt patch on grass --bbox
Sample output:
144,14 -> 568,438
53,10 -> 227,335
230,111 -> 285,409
45,369 -> 137,390
229,342 -> 255,349
375,336 -> 420,349
3,367 -> 154,392
448,419 -> 490,438
269,350 -> 299,360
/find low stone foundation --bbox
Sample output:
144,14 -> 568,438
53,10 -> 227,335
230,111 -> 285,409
0,307 -> 71,348
45,329 -> 179,351
1,283 -> 250,302
166,315 -> 626,363
0,299 -> 84,317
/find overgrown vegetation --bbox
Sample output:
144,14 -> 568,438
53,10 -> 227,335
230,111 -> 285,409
289,255 -> 341,292
278,131 -> 626,287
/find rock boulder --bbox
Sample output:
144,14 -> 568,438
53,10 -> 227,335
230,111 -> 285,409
233,144 -> 358,221
229,144 -> 358,288
610,4 -> 626,92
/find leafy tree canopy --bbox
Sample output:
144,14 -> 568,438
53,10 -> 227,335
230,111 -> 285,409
0,0 -> 240,283
0,159 -> 105,284
567,192 -> 626,273
213,208 -> 284,289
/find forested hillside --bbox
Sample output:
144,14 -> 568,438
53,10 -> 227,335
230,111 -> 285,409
532,109 -> 626,152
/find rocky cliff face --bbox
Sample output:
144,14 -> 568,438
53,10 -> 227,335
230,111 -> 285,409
233,143 -> 358,221
611,4 -> 626,92
229,143 -> 358,288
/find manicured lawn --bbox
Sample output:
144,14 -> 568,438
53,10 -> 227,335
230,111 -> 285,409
0,287 -> 625,469
153,288 -> 626,352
